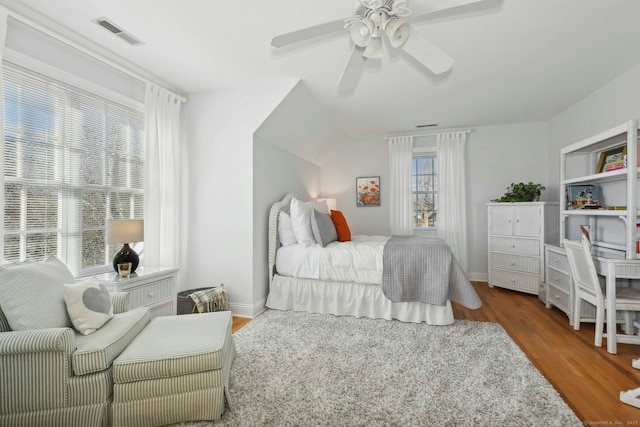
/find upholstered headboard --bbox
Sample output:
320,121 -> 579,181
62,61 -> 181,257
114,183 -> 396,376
268,193 -> 295,286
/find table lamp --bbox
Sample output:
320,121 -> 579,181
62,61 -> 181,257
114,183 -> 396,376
107,219 -> 143,273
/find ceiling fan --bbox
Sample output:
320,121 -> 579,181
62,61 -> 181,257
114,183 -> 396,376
271,0 -> 485,90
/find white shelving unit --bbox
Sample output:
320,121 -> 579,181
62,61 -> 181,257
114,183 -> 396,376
559,119 -> 639,257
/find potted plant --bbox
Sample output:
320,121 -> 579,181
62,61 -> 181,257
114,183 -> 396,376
492,182 -> 545,202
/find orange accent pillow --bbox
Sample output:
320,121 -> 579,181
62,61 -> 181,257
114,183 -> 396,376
330,210 -> 351,242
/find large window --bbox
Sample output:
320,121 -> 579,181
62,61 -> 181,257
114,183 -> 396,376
2,61 -> 144,276
412,152 -> 437,229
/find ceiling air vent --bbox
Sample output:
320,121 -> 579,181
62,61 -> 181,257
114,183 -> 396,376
92,17 -> 145,47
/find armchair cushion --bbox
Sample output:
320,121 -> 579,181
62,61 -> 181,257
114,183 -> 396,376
0,256 -> 74,331
63,277 -> 114,336
72,306 -> 151,376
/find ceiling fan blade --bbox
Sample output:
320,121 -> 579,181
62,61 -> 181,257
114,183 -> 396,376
410,0 -> 486,19
271,19 -> 347,48
338,45 -> 366,91
401,29 -> 453,75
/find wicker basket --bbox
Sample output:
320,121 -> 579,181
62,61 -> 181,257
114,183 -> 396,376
177,286 -> 224,315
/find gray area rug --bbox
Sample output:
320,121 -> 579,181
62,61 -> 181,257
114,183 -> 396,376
174,309 -> 581,427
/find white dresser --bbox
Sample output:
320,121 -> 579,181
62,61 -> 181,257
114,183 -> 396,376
95,266 -> 178,317
487,202 -> 559,294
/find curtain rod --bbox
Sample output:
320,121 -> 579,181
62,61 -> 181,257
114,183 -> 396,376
384,129 -> 471,140
5,8 -> 187,103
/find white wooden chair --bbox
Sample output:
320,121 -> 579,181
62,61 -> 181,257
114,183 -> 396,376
563,239 -> 640,347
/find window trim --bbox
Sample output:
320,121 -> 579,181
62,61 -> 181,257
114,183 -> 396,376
4,48 -> 144,111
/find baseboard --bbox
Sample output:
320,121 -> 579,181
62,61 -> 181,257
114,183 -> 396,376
468,272 -> 488,282
229,303 -> 254,318
230,298 -> 267,318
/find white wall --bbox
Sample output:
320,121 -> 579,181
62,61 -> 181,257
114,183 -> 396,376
545,62 -> 640,246
184,79 -> 345,317
466,123 -> 549,279
252,136 -> 320,309
548,62 -> 640,197
320,136 -> 389,236
320,123 -> 549,281
5,17 -> 145,103
183,79 -> 298,317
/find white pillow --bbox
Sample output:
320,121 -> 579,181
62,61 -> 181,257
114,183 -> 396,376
278,211 -> 297,246
290,198 -> 329,246
64,277 -> 114,335
0,256 -> 74,330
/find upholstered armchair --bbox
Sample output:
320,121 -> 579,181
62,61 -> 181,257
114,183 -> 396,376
0,258 -> 151,427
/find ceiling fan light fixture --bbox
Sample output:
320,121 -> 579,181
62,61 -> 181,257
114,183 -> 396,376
363,37 -> 383,59
385,19 -> 410,48
350,19 -> 375,47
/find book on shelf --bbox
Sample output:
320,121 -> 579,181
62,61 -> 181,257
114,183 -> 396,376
604,162 -> 625,172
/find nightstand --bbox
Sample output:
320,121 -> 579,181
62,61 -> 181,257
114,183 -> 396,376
95,266 -> 178,317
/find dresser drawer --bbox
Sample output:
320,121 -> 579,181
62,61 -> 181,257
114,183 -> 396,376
548,284 -> 569,313
489,268 -> 540,294
489,253 -> 540,274
490,237 -> 540,256
545,248 -> 569,272
128,278 -> 174,308
149,300 -> 175,318
546,267 -> 571,293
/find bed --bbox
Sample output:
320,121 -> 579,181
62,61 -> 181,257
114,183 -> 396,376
265,193 -> 482,325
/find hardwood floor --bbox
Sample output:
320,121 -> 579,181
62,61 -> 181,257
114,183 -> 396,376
231,316 -> 251,333
232,282 -> 640,423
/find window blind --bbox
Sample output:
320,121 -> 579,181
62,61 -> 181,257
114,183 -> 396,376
2,61 -> 144,276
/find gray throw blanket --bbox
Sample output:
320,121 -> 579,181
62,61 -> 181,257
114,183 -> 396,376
382,235 -> 482,309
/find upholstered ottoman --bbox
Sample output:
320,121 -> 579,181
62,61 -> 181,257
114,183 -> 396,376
112,311 -> 236,427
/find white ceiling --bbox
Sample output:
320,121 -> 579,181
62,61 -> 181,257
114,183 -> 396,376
3,0 -> 640,137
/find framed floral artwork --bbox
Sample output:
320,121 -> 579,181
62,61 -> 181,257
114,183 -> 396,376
356,176 -> 380,207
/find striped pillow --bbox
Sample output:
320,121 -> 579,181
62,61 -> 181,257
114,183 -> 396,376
0,256 -> 74,330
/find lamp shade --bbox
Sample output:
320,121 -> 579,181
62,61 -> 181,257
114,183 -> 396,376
385,19 -> 410,48
350,19 -> 374,47
317,198 -> 337,212
107,219 -> 144,244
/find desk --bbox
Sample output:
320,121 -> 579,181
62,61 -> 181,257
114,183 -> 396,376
592,252 -> 640,354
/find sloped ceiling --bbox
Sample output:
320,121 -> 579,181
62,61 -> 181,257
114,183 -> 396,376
2,0 -> 640,137
256,81 -> 347,167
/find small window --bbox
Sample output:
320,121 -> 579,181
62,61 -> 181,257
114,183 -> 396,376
412,153 -> 437,229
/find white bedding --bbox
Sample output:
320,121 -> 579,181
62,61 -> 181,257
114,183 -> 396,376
267,193 -> 459,325
275,235 -> 389,284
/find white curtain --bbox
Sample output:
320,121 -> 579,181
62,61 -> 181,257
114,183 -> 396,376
0,7 -> 7,257
437,132 -> 468,272
144,84 -> 182,270
388,136 -> 414,235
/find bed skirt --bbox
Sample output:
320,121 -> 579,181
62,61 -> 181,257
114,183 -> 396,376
266,274 -> 455,325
